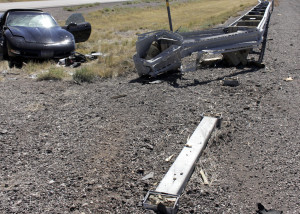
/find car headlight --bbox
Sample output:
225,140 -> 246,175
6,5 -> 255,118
60,39 -> 72,45
45,38 -> 73,47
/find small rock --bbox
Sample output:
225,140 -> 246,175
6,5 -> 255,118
137,169 -> 144,174
48,180 -> 55,184
284,77 -> 293,82
0,129 -> 8,135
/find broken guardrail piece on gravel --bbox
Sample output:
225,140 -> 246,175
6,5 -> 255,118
142,172 -> 154,181
223,77 -> 239,87
143,116 -> 221,214
133,0 -> 273,77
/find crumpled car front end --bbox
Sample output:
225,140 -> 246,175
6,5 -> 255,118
5,26 -> 75,59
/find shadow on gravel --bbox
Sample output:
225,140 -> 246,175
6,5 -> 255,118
130,66 -> 263,88
129,70 -> 184,87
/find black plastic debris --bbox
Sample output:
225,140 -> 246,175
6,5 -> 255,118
58,52 -> 102,67
256,203 -> 283,214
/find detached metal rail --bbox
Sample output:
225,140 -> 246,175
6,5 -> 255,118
143,116 -> 220,213
133,0 -> 273,77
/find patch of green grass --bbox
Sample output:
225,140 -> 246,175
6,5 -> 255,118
37,67 -> 66,81
73,67 -> 96,83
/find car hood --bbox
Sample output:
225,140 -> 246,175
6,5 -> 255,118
8,26 -> 74,44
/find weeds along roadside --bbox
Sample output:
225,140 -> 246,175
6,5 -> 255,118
0,0 -> 258,80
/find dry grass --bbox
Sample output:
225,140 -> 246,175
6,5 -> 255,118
63,3 -> 100,12
23,61 -> 54,74
73,67 -> 96,83
37,67 -> 67,81
0,61 -> 9,71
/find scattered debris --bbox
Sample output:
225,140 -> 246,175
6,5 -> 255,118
48,180 -> 55,184
133,0 -> 273,77
142,172 -> 154,181
29,74 -> 38,79
149,80 -> 163,84
165,154 -> 175,162
110,94 -> 127,99
0,129 -> 8,135
200,169 -> 209,185
284,77 -> 293,81
58,52 -> 102,67
136,168 -> 144,174
222,77 -> 239,87
256,203 -> 283,214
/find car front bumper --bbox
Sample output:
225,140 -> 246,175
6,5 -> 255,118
7,40 -> 75,59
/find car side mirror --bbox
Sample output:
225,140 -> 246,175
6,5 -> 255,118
67,23 -> 77,30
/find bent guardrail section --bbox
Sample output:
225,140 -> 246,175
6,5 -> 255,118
133,0 -> 273,77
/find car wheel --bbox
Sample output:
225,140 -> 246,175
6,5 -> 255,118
3,39 -> 9,60
8,58 -> 23,69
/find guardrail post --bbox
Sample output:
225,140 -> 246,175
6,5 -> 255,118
166,0 -> 173,32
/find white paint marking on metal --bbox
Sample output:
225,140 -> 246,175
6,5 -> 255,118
155,116 -> 218,195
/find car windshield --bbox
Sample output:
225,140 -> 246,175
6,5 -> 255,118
6,12 -> 58,28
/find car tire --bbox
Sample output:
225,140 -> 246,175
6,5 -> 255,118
3,39 -> 8,60
8,58 -> 23,69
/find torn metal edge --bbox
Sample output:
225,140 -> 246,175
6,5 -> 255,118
143,191 -> 180,214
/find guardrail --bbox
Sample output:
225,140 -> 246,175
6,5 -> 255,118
133,0 -> 273,77
142,116 -> 221,214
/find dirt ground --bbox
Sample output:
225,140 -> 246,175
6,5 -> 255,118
0,0 -> 299,213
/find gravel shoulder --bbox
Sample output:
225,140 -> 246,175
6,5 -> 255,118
0,0 -> 299,213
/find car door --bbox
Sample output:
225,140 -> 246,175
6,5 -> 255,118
62,13 -> 91,43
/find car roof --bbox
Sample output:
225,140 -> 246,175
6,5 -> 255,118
0,9 -> 44,26
6,9 -> 43,13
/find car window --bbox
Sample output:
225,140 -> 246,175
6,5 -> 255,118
6,12 -> 58,28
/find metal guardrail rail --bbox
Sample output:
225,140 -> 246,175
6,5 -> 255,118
133,0 -> 273,77
143,116 -> 220,214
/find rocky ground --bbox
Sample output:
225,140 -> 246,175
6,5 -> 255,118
0,0 -> 299,213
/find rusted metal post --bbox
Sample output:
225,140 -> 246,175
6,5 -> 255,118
166,0 -> 173,32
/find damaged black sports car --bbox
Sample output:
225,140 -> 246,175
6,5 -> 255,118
0,9 -> 91,67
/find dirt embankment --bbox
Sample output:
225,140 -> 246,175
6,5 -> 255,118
0,0 -> 299,213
